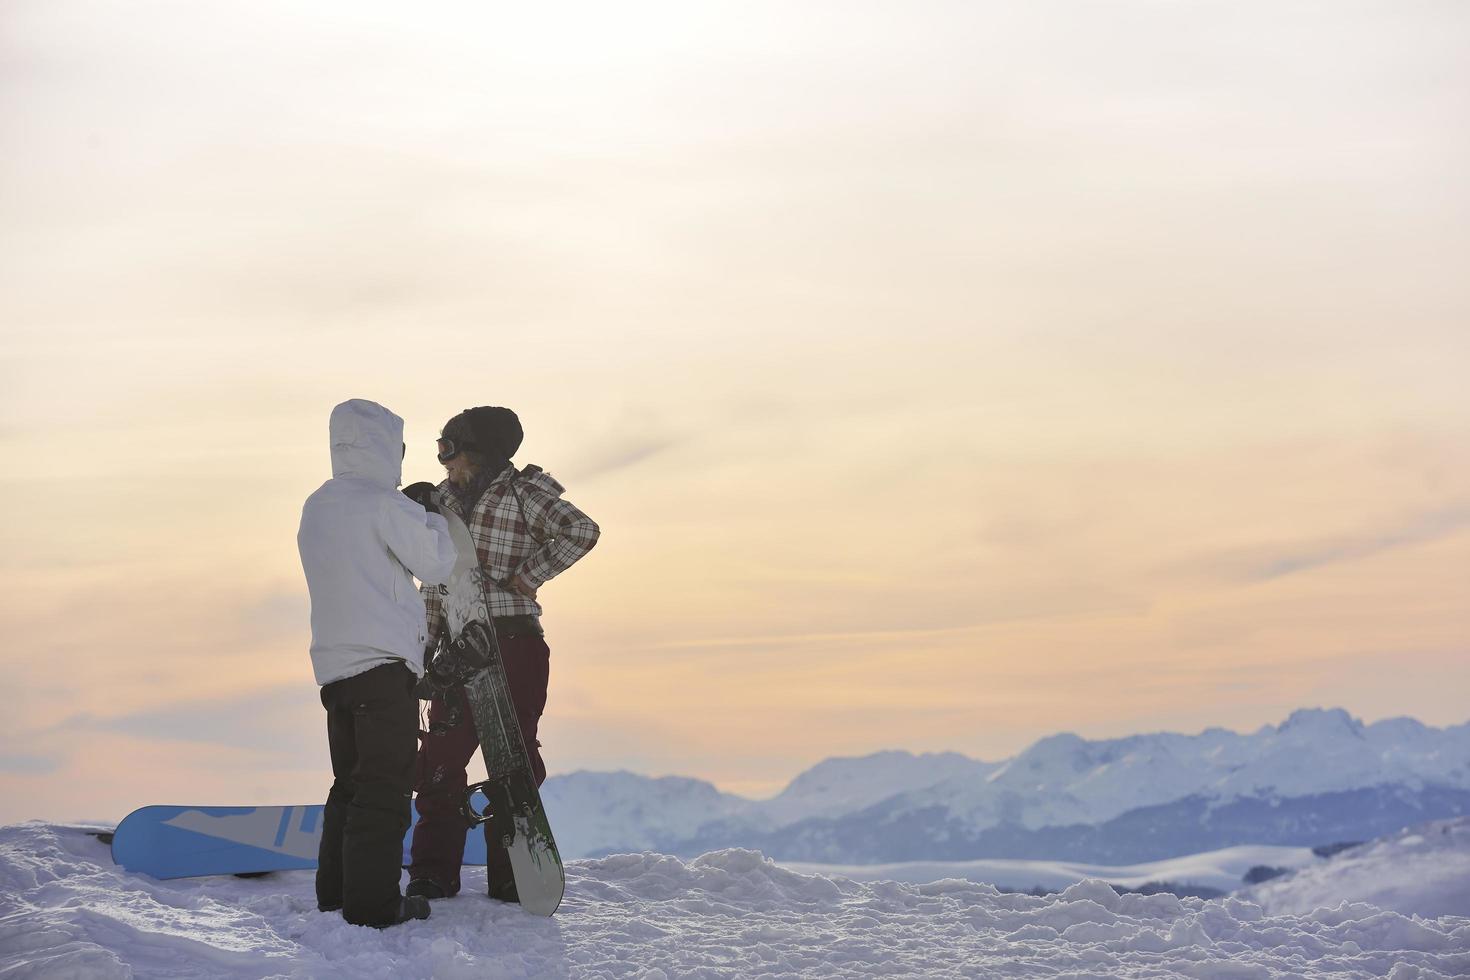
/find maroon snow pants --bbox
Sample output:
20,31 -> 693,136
408,627 -> 550,895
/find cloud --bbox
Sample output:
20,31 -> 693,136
236,590 -> 309,645
1247,505 -> 1470,582
565,434 -> 681,482
57,685 -> 322,764
0,754 -> 62,775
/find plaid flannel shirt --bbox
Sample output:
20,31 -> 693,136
421,464 -> 600,647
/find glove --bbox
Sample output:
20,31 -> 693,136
402,481 -> 438,514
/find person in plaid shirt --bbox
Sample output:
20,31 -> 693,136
405,406 -> 600,904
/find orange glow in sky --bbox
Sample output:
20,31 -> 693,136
2,0 -> 1467,822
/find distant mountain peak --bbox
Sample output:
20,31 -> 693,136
1278,707 -> 1365,737
1014,732 -> 1092,772
1367,716 -> 1431,735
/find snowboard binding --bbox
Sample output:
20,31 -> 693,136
460,779 -> 500,827
417,620 -> 496,730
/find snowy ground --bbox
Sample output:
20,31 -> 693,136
781,844 -> 1321,895
1242,818 -> 1470,921
3,823 -> 1468,980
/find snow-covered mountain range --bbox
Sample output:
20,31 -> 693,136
542,708 -> 1470,862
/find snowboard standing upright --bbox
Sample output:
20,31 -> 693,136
424,489 -> 565,916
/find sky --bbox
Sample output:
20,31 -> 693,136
2,0 -> 1468,823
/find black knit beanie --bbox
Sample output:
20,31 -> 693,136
443,406 -> 522,461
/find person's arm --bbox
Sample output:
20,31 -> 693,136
379,493 -> 458,586
511,486 -> 600,591
421,580 -> 447,648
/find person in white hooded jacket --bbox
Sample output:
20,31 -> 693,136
297,399 -> 457,928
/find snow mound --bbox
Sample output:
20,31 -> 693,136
783,842 -> 1320,894
1242,816 -> 1470,920
2,822 -> 1467,979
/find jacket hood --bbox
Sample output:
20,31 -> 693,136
514,464 -> 565,498
481,463 -> 565,498
440,464 -> 565,516
329,399 -> 404,488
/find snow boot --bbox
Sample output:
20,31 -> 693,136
488,878 -> 519,905
406,878 -> 449,900
371,895 -> 431,928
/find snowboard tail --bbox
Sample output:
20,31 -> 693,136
492,774 -> 564,917
457,672 -> 564,916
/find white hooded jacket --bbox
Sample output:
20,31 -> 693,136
297,399 -> 458,686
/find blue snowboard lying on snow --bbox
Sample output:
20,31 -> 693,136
110,804 -> 488,879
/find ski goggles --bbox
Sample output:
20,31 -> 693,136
436,438 -> 475,464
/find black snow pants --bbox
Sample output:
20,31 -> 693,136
317,660 -> 418,926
